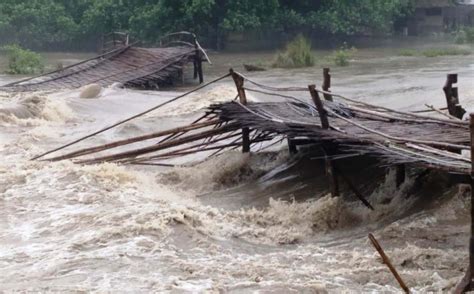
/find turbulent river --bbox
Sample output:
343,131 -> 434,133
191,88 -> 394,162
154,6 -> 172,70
1,41 -> 474,292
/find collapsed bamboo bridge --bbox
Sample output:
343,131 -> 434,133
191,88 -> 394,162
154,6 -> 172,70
30,67 -> 474,292
0,32 -> 210,92
33,68 -> 472,176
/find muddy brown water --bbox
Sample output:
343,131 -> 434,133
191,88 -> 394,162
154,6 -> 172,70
0,41 -> 474,292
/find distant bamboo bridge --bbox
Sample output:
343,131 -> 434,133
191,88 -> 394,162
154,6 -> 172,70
1,32 -> 210,92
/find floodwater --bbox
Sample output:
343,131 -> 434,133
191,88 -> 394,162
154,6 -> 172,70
1,41 -> 474,292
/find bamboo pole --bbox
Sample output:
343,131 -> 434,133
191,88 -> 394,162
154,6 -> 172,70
326,107 -> 470,151
126,131 -> 243,164
333,165 -> 374,210
454,113 -> 474,293
78,123 -> 239,164
230,68 -> 251,153
369,233 -> 410,293
32,73 -> 231,161
424,104 -> 460,120
46,119 -> 220,161
348,105 -> 465,128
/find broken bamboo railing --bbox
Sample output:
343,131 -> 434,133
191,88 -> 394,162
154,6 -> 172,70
32,73 -> 232,161
77,122 -> 240,165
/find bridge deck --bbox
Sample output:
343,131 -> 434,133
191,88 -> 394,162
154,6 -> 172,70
33,71 -> 472,176
1,43 -> 204,92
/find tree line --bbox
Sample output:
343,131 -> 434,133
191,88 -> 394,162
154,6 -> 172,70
0,0 -> 413,51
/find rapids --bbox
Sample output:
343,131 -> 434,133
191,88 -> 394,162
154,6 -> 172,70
1,42 -> 474,292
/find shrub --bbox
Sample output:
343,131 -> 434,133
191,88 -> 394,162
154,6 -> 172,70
1,44 -> 45,75
399,49 -> 417,56
422,48 -> 470,57
331,44 -> 357,66
272,35 -> 315,68
454,27 -> 474,44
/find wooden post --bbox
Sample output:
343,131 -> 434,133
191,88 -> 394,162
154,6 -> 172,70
197,59 -> 204,84
193,60 -> 198,79
308,85 -> 329,129
395,164 -> 406,188
287,136 -> 297,154
454,113 -> 474,293
194,36 -> 204,84
322,68 -> 334,101
443,74 -> 465,119
230,69 -> 250,153
325,155 -> 340,197
308,84 -> 339,196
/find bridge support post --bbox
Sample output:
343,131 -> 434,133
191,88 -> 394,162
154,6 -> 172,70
287,136 -> 298,154
193,36 -> 204,84
308,84 -> 339,197
230,69 -> 250,153
443,73 -> 465,119
197,59 -> 204,84
395,165 -> 406,188
454,114 -> 474,293
322,68 -> 333,101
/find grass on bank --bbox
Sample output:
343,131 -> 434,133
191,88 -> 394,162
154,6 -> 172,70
0,44 -> 44,75
398,47 -> 471,58
272,35 -> 315,68
422,48 -> 470,57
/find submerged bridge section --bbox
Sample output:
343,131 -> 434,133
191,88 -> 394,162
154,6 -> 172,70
30,68 -> 474,292
1,32 -> 210,92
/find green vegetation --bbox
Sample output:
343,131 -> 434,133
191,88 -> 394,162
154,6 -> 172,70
0,0 -> 414,50
272,35 -> 315,68
399,49 -> 417,56
454,27 -> 474,44
330,45 -> 357,66
421,48 -> 471,58
1,45 -> 44,75
398,48 -> 471,58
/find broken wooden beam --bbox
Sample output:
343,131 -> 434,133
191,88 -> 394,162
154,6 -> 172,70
230,68 -> 251,153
